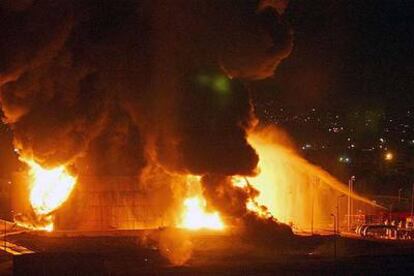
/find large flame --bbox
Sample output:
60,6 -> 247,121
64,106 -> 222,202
18,159 -> 77,231
179,196 -> 225,230
28,161 -> 76,215
179,176 -> 225,230
232,127 -> 379,231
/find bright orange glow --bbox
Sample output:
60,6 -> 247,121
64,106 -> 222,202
27,161 -> 76,215
179,176 -> 225,230
232,127 -> 380,231
15,219 -> 54,232
231,177 -> 271,218
246,199 -> 271,218
18,159 -> 77,231
179,196 -> 224,230
384,152 -> 394,161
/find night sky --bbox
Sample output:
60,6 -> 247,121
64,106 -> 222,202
254,0 -> 413,111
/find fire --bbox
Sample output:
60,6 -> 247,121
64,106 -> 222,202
231,177 -> 272,218
231,127 -> 379,231
18,159 -> 77,231
180,196 -> 224,230
28,161 -> 76,215
14,218 -> 54,232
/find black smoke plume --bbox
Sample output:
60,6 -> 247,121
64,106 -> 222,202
0,0 -> 293,226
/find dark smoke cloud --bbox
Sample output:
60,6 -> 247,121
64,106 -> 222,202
0,0 -> 292,223
150,0 -> 292,176
219,1 -> 293,79
202,175 -> 250,217
155,68 -> 259,176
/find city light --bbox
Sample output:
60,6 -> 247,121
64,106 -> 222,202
339,155 -> 351,163
384,152 -> 394,161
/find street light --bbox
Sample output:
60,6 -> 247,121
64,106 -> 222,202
311,177 -> 319,235
348,176 -> 356,231
384,151 -> 394,161
337,194 -> 345,233
331,213 -> 337,259
3,218 -> 5,252
411,183 -> 414,229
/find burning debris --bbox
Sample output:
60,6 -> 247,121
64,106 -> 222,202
179,196 -> 224,231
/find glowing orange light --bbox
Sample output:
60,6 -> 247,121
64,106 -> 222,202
384,152 -> 394,161
19,159 -> 77,231
179,196 -> 224,230
230,127 -> 380,231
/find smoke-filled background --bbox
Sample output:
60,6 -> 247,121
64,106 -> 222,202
0,0 -> 292,225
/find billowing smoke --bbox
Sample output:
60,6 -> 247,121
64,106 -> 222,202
0,0 -> 293,227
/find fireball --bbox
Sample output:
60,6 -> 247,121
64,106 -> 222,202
27,160 -> 76,215
180,196 -> 224,230
18,159 -> 77,231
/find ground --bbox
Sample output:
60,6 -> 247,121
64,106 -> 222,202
0,251 -> 12,276
5,229 -> 414,275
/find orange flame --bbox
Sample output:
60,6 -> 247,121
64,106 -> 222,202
18,159 -> 77,231
232,127 -> 379,231
179,176 -> 224,230
179,196 -> 225,230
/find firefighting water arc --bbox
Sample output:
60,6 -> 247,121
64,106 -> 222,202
177,127 -> 377,232
234,128 -> 377,230
176,127 -> 378,232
